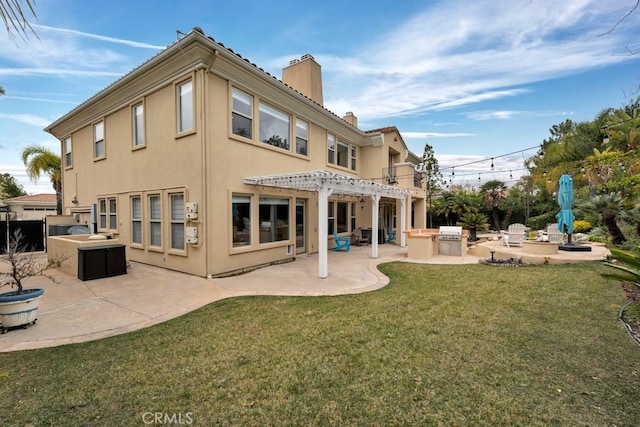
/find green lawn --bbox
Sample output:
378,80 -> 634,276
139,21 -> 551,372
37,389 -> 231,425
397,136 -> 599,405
1,262 -> 639,426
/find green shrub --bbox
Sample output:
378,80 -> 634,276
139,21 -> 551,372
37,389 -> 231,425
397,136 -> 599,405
573,220 -> 592,233
527,212 -> 557,230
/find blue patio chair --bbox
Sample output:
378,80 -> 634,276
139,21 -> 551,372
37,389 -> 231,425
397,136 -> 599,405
332,232 -> 350,252
386,228 -> 396,243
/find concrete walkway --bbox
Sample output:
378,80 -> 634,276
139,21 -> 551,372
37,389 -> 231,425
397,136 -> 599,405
0,239 -> 605,353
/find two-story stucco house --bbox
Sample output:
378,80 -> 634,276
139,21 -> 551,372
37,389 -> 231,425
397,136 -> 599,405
45,28 -> 426,278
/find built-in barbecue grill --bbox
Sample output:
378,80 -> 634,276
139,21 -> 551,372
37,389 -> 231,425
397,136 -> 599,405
438,226 -> 464,255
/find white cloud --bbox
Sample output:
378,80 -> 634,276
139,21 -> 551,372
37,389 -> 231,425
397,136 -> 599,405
32,24 -> 165,49
0,113 -> 50,127
318,0 -> 639,121
403,132 -> 476,139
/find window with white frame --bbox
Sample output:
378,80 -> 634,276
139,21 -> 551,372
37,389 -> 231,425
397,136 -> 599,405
94,121 -> 105,159
259,197 -> 289,243
99,198 -> 107,229
170,193 -> 185,250
131,196 -> 142,245
296,118 -> 308,156
259,102 -> 290,150
177,79 -> 193,133
328,201 -> 335,235
232,87 -> 253,139
337,201 -> 348,233
327,133 -> 335,164
351,146 -> 357,171
232,194 -> 251,247
337,140 -> 349,168
64,137 -> 72,168
149,195 -> 162,247
350,202 -> 356,232
133,102 -> 144,147
98,196 -> 116,231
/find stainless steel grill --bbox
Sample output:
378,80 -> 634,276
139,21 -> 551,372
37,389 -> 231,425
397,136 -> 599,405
438,226 -> 463,256
438,226 -> 462,241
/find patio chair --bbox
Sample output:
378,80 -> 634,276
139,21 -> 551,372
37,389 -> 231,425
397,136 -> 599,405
352,228 -> 370,246
333,232 -> 350,252
546,223 -> 565,244
504,223 -> 526,247
386,228 -> 396,243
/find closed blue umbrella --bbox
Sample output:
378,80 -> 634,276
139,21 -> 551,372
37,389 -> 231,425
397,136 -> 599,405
556,174 -> 575,235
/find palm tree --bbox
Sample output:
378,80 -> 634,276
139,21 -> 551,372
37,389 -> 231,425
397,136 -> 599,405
1,0 -> 37,39
579,192 -> 627,245
457,212 -> 489,242
21,145 -> 62,214
480,180 -> 508,230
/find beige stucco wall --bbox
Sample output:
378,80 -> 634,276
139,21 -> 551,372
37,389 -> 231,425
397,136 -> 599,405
49,32 -> 425,277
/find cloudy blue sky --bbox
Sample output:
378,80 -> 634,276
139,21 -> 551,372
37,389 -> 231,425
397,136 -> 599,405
1,0 -> 639,193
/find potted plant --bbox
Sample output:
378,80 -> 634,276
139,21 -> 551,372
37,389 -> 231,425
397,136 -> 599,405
0,230 -> 63,333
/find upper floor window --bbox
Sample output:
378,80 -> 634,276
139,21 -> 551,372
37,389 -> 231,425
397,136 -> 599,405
94,121 -> 105,159
232,88 -> 253,139
177,79 -> 193,133
133,102 -> 145,147
351,146 -> 357,171
259,102 -> 290,150
337,140 -> 349,168
64,137 -> 72,168
296,119 -> 308,156
327,133 -> 335,164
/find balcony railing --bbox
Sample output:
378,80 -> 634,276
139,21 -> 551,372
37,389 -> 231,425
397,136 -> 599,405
383,167 -> 398,185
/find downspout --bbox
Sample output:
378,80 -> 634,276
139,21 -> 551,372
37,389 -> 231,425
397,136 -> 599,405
203,49 -> 218,278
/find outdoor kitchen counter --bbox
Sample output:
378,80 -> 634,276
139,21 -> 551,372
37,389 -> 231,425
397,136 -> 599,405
404,229 -> 440,259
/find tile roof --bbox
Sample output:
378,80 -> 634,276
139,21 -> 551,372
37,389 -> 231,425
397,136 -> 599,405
2,193 -> 57,204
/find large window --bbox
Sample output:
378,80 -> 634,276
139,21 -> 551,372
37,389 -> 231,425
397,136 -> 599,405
259,197 -> 289,243
64,137 -> 72,168
232,88 -> 253,139
149,195 -> 162,247
98,196 -> 116,231
94,121 -> 104,159
337,202 -> 348,233
133,102 -> 144,147
131,196 -> 142,245
296,119 -> 308,156
170,193 -> 185,250
327,133 -> 335,164
232,194 -> 251,247
259,102 -> 290,150
337,141 -> 349,168
177,79 -> 193,133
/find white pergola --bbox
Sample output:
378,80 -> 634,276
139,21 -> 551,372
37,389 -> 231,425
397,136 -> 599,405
244,170 -> 412,278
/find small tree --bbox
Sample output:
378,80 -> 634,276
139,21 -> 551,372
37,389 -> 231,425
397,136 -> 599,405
418,143 -> 443,228
457,212 -> 489,242
1,230 -> 63,295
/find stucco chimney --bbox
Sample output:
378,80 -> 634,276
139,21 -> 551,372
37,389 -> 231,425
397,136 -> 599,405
343,112 -> 358,128
282,54 -> 323,106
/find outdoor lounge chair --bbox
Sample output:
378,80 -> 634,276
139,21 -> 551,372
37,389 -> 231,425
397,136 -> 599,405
546,223 -> 565,244
504,223 -> 526,247
386,228 -> 396,243
352,228 -> 370,246
333,232 -> 350,252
